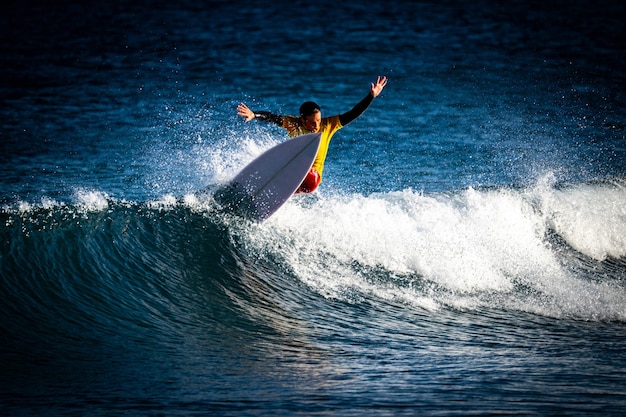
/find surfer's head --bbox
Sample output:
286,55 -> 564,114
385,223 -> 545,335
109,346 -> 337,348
299,101 -> 320,117
300,101 -> 321,132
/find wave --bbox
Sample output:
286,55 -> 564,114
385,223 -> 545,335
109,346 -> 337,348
248,176 -> 626,321
1,177 -> 625,350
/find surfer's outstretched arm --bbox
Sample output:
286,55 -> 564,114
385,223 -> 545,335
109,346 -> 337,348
338,76 -> 387,126
237,103 -> 283,126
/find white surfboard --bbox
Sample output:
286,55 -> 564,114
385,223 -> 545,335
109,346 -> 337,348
215,132 -> 321,222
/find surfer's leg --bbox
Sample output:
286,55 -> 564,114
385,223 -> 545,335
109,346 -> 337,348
295,168 -> 321,194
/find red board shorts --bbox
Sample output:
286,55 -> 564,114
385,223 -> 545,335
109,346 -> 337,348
295,168 -> 321,194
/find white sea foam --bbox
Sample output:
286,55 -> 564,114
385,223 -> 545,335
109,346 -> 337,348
73,189 -> 110,212
146,193 -> 178,210
537,180 -> 626,261
247,179 -> 626,321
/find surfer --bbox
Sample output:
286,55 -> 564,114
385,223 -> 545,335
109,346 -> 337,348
237,75 -> 388,193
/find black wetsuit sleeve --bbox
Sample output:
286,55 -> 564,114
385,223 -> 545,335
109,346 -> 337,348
254,111 -> 283,126
338,93 -> 375,126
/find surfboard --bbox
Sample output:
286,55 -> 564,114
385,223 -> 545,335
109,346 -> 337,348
214,132 -> 322,222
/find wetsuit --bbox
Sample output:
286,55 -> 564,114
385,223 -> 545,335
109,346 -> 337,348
254,93 -> 375,192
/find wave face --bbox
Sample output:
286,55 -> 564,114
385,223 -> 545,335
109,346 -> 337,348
3,179 -> 625,332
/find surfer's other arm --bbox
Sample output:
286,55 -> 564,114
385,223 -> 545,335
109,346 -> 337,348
237,103 -> 283,126
339,75 -> 388,126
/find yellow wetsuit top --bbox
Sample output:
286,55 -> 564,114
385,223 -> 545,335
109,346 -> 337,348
253,93 -> 375,182
281,115 -> 342,179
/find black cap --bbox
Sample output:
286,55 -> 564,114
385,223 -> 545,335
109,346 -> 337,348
299,101 -> 321,117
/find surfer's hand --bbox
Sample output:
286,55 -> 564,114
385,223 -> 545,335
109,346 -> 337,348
237,103 -> 255,122
370,75 -> 387,98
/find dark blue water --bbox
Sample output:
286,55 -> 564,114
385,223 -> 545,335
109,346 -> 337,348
2,0 -> 626,415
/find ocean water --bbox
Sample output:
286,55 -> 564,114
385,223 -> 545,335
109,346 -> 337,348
2,0 -> 626,415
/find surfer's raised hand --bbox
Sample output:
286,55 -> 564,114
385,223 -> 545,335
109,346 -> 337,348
370,76 -> 388,98
237,103 -> 255,122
